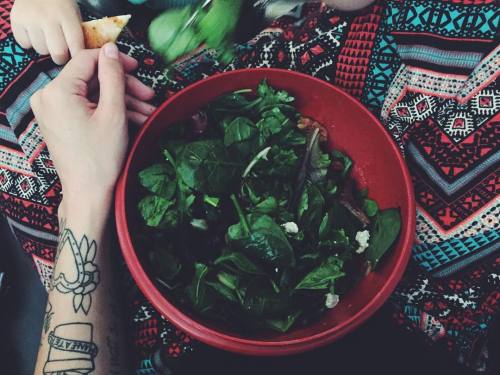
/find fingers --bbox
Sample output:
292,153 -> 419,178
55,49 -> 100,95
126,75 -> 156,101
95,43 -> 126,121
29,28 -> 49,55
127,111 -> 149,126
121,54 -> 139,72
12,24 -> 32,49
45,24 -> 70,65
62,17 -> 84,58
125,94 -> 156,116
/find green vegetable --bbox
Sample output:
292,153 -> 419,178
298,183 -> 326,235
138,163 -> 176,199
224,117 -> 256,146
243,278 -> 292,317
185,263 -> 211,312
366,209 -> 402,267
363,198 -> 378,217
295,256 -> 345,290
138,195 -> 174,227
150,250 -> 182,281
136,81 -> 402,334
214,252 -> 264,275
228,196 -> 296,268
177,140 -> 240,194
265,310 -> 302,332
148,6 -> 198,63
148,0 -> 244,64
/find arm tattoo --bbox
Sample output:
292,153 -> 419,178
43,322 -> 98,374
43,301 -> 54,333
52,228 -> 100,315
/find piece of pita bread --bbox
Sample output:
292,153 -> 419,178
82,15 -> 131,49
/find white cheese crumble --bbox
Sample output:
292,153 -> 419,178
355,230 -> 370,254
325,293 -> 340,309
282,221 -> 299,234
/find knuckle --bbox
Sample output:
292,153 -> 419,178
51,51 -> 69,65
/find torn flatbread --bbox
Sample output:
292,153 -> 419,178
82,15 -> 131,49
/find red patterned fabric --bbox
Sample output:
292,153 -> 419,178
0,1 -> 498,373
334,4 -> 383,98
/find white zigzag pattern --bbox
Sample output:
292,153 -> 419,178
415,201 -> 499,244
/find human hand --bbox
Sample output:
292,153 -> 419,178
322,0 -> 376,11
30,44 -> 152,208
11,0 -> 83,64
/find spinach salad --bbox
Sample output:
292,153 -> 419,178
137,81 -> 401,333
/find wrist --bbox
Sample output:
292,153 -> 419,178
59,191 -> 114,224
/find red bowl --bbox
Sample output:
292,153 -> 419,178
116,68 -> 415,356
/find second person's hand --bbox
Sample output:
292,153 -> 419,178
11,0 -> 84,65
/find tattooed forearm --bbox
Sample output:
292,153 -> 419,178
43,302 -> 54,334
34,206 -> 129,374
43,322 -> 98,374
51,228 -> 100,315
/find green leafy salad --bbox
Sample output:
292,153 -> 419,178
137,81 -> 402,333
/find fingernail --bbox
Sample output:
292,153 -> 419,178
104,43 -> 119,59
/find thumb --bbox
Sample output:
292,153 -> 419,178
95,43 -> 126,122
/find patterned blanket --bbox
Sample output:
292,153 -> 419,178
0,0 -> 498,373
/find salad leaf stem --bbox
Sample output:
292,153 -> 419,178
230,194 -> 251,235
242,146 -> 272,178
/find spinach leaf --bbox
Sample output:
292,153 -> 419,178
318,211 -> 332,240
138,196 -> 174,228
298,183 -> 325,233
256,108 -> 292,139
256,81 -> 295,114
276,127 -> 307,147
185,263 -> 211,311
317,229 -> 351,251
250,196 -> 278,215
228,196 -> 295,268
295,256 -> 345,290
365,209 -> 401,268
177,140 -> 239,194
214,252 -> 264,275
138,163 -> 177,199
266,147 -> 300,177
363,198 -> 378,217
150,250 -> 182,281
265,310 -> 302,333
217,271 -> 239,290
243,278 -> 292,317
211,91 -> 254,113
206,281 -> 239,303
224,117 -> 257,146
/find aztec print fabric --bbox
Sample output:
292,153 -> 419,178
381,1 -> 500,371
0,0 -> 499,373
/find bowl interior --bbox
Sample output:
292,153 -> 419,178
117,69 -> 414,354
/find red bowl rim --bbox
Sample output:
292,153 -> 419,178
115,68 -> 415,356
